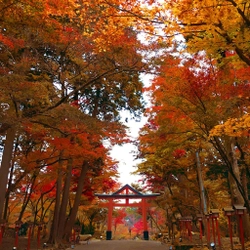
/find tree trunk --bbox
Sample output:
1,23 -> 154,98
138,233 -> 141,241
227,140 -> 250,238
241,166 -> 249,209
0,127 -> 15,220
227,141 -> 244,205
48,156 -> 63,245
4,163 -> 15,221
57,159 -> 73,240
63,162 -> 88,240
3,140 -> 19,220
18,173 -> 38,221
212,136 -> 250,238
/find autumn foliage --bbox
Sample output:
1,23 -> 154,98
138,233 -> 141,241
136,51 -> 250,236
0,0 -> 250,247
0,0 -> 147,246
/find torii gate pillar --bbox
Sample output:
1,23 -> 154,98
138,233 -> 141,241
106,199 -> 113,240
142,198 -> 149,240
95,184 -> 160,240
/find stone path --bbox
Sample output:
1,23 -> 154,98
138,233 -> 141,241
73,239 -> 171,250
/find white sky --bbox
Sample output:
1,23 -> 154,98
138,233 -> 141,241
110,116 -> 147,185
110,74 -> 153,185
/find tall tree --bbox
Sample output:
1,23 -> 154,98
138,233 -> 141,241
136,54 -> 250,233
0,2 -> 150,248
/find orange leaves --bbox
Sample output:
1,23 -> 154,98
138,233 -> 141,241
210,113 -> 250,138
0,0 -> 147,229
234,66 -> 250,83
137,47 -> 250,216
43,0 -> 77,18
47,125 -> 106,163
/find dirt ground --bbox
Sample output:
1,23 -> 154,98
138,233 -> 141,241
1,235 -> 250,250
75,239 -> 170,250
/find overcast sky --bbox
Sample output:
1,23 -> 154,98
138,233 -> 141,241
110,74 -> 153,186
110,117 -> 146,185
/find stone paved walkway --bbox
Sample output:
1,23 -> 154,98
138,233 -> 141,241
74,239 -> 171,250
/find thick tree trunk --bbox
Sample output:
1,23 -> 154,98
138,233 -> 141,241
48,157 -> 63,246
63,162 -> 88,240
57,159 -> 73,240
227,141 -> 244,205
0,128 -> 15,220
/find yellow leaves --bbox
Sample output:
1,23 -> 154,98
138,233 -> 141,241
44,0 -> 78,18
209,112 -> 250,138
156,0 -> 250,66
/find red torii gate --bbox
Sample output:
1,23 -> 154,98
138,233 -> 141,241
95,184 -> 160,240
